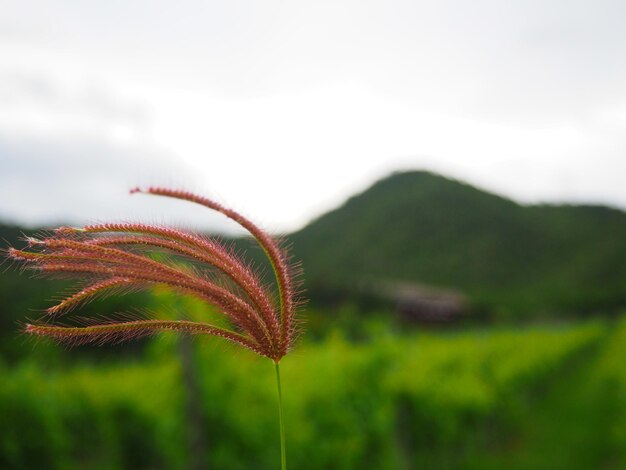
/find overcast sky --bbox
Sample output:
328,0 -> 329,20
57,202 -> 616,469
1,1 -> 625,233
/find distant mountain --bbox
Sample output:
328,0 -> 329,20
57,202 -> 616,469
3,171 -> 626,322
289,171 -> 626,318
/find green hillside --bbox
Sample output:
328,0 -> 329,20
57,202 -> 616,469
289,171 -> 626,318
3,171 -> 626,323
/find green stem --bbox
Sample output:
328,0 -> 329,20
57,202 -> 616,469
275,361 -> 286,470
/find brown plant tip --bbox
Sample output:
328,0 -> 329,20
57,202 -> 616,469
10,188 -> 303,362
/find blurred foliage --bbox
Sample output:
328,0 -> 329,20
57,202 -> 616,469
0,307 -> 623,469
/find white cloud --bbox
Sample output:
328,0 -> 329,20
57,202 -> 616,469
0,133 -> 244,231
1,0 -> 626,233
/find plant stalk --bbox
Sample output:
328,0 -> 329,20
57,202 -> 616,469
275,361 -> 286,470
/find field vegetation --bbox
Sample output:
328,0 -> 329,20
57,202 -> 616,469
1,303 -> 623,469
2,171 -> 625,469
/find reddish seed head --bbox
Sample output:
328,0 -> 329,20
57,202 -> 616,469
9,189 -> 302,362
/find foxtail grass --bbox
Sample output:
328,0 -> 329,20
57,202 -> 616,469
7,187 -> 303,469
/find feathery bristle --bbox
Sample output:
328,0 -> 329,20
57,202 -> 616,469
133,187 -> 299,356
47,277 -> 132,316
10,187 -> 303,362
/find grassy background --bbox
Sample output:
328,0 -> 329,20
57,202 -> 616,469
1,305 -> 624,469
2,171 -> 626,469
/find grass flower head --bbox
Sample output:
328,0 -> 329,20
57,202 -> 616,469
8,187 -> 302,363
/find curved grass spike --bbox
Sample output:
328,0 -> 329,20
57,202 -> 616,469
131,187 -> 297,356
25,320 -> 263,353
7,187 -> 300,469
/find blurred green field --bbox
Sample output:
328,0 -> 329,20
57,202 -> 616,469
1,308 -> 624,470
